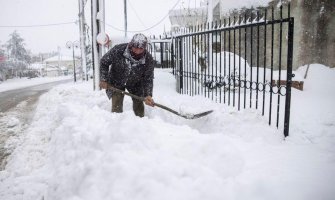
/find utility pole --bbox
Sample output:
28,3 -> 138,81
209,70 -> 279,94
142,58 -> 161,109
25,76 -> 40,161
57,46 -> 61,70
124,0 -> 127,38
72,44 -> 77,82
91,0 -> 106,90
78,0 -> 88,81
66,41 -> 79,82
99,0 -> 106,55
77,2 -> 83,81
91,0 -> 99,90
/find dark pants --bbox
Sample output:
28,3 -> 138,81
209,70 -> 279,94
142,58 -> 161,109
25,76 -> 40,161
111,92 -> 144,117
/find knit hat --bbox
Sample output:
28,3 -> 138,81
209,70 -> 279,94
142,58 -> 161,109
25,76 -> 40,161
128,33 -> 148,49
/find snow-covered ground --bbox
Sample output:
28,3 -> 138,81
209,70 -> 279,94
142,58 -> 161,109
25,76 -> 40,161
0,64 -> 334,200
0,76 -> 73,93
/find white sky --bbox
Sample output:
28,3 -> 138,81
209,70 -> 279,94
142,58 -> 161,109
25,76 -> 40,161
0,0 -> 198,55
0,0 -> 79,55
0,0 -> 273,55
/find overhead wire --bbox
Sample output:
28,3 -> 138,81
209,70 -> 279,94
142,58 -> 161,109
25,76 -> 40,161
105,0 -> 182,33
177,0 -> 206,27
127,0 -> 148,30
0,0 -> 183,34
174,0 -> 195,28
0,21 -> 77,28
175,0 -> 187,28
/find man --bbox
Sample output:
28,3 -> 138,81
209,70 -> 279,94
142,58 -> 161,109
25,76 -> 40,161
99,33 -> 155,117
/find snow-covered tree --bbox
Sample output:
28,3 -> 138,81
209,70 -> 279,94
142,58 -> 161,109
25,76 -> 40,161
4,31 -> 32,78
5,31 -> 31,63
0,41 -> 5,57
0,41 -> 7,81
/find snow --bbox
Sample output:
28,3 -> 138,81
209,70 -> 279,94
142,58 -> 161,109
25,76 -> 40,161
28,63 -> 44,70
44,55 -> 76,62
0,76 -> 72,93
0,64 -> 335,200
220,0 -> 276,14
130,33 -> 148,49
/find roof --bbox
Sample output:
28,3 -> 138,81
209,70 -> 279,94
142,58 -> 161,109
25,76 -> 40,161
29,63 -> 64,69
44,55 -> 79,62
29,63 -> 44,69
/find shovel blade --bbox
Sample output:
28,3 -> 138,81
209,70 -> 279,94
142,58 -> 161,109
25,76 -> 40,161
181,110 -> 213,119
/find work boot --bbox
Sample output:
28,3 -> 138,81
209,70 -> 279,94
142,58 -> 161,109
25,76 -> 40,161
112,92 -> 124,113
132,97 -> 144,117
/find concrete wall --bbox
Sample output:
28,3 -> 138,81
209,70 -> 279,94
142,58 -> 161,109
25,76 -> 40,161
217,0 -> 335,69
292,0 -> 335,68
168,0 -> 334,70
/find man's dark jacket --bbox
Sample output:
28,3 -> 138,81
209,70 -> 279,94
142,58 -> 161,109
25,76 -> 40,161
100,43 -> 154,99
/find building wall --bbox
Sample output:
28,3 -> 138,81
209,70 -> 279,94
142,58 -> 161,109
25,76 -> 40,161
46,70 -> 60,77
292,0 -> 335,68
45,60 -> 81,71
168,0 -> 334,69
169,8 -> 207,29
218,0 -> 335,69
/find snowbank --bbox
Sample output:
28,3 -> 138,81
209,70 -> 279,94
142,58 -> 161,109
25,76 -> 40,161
0,65 -> 334,200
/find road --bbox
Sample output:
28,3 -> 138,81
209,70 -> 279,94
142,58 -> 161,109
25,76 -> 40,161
0,79 -> 72,170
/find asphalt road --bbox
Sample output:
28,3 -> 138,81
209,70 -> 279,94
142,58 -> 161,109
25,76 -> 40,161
0,79 -> 72,170
0,79 -> 72,112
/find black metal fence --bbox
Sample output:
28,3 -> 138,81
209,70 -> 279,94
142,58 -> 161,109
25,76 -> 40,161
148,38 -> 173,68
152,5 -> 294,137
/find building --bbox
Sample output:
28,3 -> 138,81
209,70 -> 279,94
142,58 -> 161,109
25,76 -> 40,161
168,0 -> 335,69
28,54 -> 80,77
44,55 -> 81,76
169,7 -> 208,31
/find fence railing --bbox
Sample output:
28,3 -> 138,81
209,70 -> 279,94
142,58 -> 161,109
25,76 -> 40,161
151,4 -> 294,137
148,39 -> 173,69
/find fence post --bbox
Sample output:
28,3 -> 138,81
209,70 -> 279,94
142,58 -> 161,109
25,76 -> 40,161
284,17 -> 294,137
179,38 -> 183,93
160,42 -> 164,68
171,41 -> 175,75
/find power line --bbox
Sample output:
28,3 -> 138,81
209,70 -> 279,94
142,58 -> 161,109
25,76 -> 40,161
0,21 -> 77,28
128,0 -> 148,30
106,0 -> 182,33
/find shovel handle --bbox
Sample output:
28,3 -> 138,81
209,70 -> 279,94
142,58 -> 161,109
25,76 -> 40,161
106,84 -> 212,119
107,85 -> 180,114
107,85 -> 145,102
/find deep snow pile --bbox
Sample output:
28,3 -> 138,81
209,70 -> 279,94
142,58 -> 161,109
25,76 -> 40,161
0,65 -> 334,200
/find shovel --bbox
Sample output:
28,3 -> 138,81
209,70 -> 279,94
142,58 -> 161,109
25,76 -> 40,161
107,85 -> 213,119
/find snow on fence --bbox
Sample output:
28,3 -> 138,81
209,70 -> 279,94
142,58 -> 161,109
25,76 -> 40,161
151,3 -> 294,137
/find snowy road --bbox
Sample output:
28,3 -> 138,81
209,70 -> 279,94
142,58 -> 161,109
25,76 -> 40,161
0,79 -> 72,112
0,79 -> 72,169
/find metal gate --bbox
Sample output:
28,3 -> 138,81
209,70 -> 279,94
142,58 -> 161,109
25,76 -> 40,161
172,4 -> 294,137
148,39 -> 173,68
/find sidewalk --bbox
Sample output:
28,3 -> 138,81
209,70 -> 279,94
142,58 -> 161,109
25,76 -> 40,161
0,67 -> 334,200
